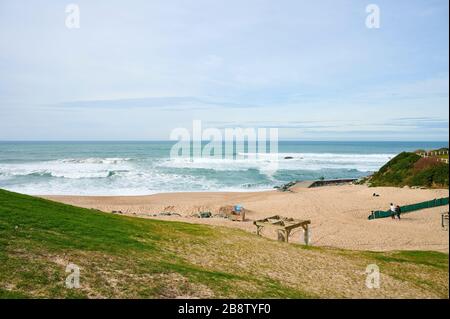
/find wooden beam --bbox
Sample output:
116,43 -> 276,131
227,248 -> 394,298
277,230 -> 286,242
254,216 -> 311,245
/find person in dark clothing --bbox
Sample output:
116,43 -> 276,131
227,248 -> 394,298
395,205 -> 401,220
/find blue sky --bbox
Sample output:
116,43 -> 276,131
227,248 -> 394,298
0,0 -> 448,141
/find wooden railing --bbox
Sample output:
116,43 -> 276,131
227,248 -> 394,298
417,150 -> 449,164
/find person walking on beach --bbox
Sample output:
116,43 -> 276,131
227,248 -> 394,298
390,203 -> 396,219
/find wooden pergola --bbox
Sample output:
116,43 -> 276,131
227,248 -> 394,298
254,215 -> 311,245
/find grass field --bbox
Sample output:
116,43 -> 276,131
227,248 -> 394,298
0,189 -> 448,298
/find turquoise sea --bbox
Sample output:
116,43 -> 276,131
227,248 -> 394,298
0,141 -> 447,195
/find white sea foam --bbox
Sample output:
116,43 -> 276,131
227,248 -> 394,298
59,157 -> 132,164
1,168 -> 223,196
160,153 -> 394,172
0,157 -> 133,179
0,153 -> 395,195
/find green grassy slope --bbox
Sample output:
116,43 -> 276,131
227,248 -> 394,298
368,152 -> 449,188
0,189 -> 448,298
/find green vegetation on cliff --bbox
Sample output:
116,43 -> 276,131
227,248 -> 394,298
368,152 -> 449,188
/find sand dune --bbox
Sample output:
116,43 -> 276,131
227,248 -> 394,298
44,185 -> 449,252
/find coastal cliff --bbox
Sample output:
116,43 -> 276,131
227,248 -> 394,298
366,149 -> 449,188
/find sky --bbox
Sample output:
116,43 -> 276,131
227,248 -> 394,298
0,0 -> 448,141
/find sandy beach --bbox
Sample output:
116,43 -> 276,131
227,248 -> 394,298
43,185 -> 449,252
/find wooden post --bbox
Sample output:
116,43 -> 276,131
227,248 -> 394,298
256,226 -> 262,236
277,230 -> 286,242
285,229 -> 291,243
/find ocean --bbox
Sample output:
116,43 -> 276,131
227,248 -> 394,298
0,141 -> 447,195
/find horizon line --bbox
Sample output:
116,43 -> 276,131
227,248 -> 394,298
0,139 -> 449,143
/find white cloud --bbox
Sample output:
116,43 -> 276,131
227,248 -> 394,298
0,0 -> 448,140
